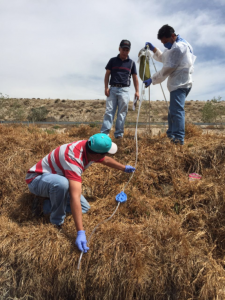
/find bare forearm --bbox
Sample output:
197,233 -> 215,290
70,197 -> 83,231
104,73 -> 110,89
101,156 -> 125,171
133,76 -> 139,93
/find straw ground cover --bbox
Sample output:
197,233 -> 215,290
0,124 -> 225,299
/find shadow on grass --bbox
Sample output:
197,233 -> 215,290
8,192 -> 48,225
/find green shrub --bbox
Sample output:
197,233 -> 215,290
89,122 -> 98,128
201,96 -> 225,123
28,106 -> 49,122
14,108 -> 26,121
211,96 -> 222,103
45,129 -> 55,134
0,93 -> 9,106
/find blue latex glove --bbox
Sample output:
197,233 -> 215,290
75,230 -> 89,253
143,78 -> 152,88
124,165 -> 136,173
145,42 -> 155,51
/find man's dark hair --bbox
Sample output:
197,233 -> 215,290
157,24 -> 175,39
85,141 -> 107,156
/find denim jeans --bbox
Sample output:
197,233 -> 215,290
28,173 -> 90,225
101,86 -> 130,138
167,87 -> 191,145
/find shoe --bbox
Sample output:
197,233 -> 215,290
171,139 -> 184,145
53,224 -> 63,231
115,136 -> 123,139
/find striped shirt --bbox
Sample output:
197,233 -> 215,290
25,140 -> 104,184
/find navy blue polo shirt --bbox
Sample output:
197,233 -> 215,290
105,55 -> 137,86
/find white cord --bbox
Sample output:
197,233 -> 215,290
77,49 -> 149,270
77,202 -> 120,270
150,55 -> 169,110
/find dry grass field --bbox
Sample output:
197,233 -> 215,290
1,123 -> 225,299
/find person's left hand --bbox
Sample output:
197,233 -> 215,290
135,91 -> 139,100
124,165 -> 136,173
143,78 -> 152,88
145,42 -> 155,51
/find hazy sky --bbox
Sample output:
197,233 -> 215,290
1,0 -> 225,101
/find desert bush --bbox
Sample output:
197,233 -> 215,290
201,96 -> 225,123
28,106 -> 49,121
10,99 -> 21,109
211,95 -> 222,103
89,122 -> 99,128
14,108 -> 26,121
23,99 -> 30,105
0,92 -> 9,107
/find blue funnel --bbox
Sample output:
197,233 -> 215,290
115,191 -> 127,203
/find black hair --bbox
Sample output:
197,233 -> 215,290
157,24 -> 175,39
86,141 -> 107,156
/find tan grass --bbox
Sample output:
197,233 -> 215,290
0,124 -> 225,299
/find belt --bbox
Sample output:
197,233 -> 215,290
111,84 -> 129,87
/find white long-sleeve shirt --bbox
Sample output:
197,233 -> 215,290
152,38 -> 196,92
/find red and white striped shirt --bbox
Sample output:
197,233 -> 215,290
25,140 -> 104,184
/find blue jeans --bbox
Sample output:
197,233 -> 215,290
167,87 -> 191,145
101,87 -> 130,138
28,174 -> 90,225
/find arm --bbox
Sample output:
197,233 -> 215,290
69,179 -> 89,253
152,66 -> 176,85
153,48 -> 163,62
152,47 -> 182,85
100,156 -> 135,173
100,156 -> 125,171
104,69 -> 111,97
69,180 -> 83,231
132,74 -> 139,100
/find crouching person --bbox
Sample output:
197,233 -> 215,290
25,133 -> 135,253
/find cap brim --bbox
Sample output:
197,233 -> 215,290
108,142 -> 118,154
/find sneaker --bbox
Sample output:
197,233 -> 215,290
115,136 -> 123,139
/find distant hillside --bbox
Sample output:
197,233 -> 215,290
1,97 -> 225,124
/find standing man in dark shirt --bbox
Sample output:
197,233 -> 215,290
101,40 -> 139,139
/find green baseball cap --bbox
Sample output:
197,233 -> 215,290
88,133 -> 117,154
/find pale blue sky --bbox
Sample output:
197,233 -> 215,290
0,0 -> 225,101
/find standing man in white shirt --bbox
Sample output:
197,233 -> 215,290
144,24 -> 196,145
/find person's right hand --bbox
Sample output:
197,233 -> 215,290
75,230 -> 89,253
124,165 -> 136,173
145,42 -> 155,52
105,88 -> 110,97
